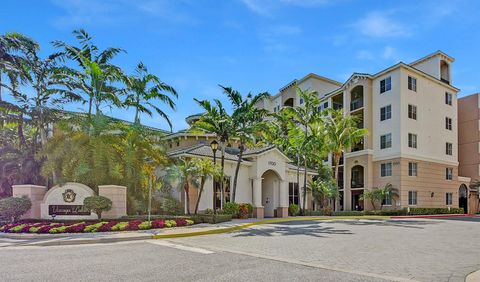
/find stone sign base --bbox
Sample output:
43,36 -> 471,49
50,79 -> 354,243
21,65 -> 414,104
253,207 -> 264,219
276,207 -> 288,218
12,182 -> 127,220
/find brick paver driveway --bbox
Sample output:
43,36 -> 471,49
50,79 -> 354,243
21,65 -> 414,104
169,218 -> 480,282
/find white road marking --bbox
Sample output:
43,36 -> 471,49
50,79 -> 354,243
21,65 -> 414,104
148,240 -> 214,254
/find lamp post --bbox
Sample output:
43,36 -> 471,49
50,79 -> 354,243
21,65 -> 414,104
210,140 -> 219,214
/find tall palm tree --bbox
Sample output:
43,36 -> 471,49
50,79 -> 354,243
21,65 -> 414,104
324,108 -> 368,210
124,62 -> 177,129
283,86 -> 321,214
53,29 -> 125,119
192,98 -> 233,208
309,177 -> 338,213
193,158 -> 221,214
221,85 -> 269,202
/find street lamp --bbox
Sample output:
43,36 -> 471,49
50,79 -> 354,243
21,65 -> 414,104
210,140 -> 218,213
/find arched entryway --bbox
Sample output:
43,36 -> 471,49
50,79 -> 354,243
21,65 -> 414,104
283,98 -> 294,107
459,184 -> 468,214
262,170 -> 281,217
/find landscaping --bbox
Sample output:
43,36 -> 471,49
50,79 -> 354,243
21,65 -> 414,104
0,218 -> 195,234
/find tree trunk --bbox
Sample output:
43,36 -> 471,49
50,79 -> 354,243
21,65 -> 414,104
220,142 -> 226,209
333,153 -> 340,211
296,153 -> 300,208
185,183 -> 191,215
194,178 -> 206,215
232,144 -> 244,203
302,156 -> 308,215
0,71 -> 2,102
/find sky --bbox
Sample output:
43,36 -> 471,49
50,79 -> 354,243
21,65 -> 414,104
1,0 -> 480,131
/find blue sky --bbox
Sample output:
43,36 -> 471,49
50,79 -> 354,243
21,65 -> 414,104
1,0 -> 480,131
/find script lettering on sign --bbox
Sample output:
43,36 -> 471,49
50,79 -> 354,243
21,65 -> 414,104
48,205 -> 90,216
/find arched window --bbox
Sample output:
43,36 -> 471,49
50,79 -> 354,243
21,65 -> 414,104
351,165 -> 364,188
350,85 -> 364,111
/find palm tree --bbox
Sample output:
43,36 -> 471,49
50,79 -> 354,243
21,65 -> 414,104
324,108 -> 368,210
164,158 -> 201,215
283,86 -> 321,214
193,158 -> 221,214
53,29 -> 125,119
221,85 -> 269,202
192,98 -> 233,208
124,62 -> 177,129
309,177 -> 338,214
377,183 -> 399,209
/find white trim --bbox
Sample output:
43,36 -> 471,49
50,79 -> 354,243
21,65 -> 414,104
345,149 -> 374,158
372,154 -> 459,166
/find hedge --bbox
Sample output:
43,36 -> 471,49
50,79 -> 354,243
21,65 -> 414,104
407,207 -> 464,215
190,214 -> 232,224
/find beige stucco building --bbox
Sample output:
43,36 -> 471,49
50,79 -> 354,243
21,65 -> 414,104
163,121 -> 315,218
258,51 -> 476,213
458,93 -> 480,213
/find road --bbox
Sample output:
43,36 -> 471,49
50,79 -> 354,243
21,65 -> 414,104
1,217 -> 479,281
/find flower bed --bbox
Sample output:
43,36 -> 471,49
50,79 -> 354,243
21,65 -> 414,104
0,218 -> 194,234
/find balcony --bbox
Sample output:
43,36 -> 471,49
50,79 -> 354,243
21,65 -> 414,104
350,99 -> 364,111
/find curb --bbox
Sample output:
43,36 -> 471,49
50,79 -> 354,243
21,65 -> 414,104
152,216 -> 388,239
391,214 -> 473,219
466,269 -> 480,282
31,235 -> 151,247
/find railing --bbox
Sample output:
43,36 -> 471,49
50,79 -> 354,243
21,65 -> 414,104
350,99 -> 364,111
351,180 -> 364,188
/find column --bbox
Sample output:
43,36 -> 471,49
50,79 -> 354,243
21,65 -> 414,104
12,185 -> 47,219
252,178 -> 264,219
98,185 -> 127,219
277,180 -> 289,218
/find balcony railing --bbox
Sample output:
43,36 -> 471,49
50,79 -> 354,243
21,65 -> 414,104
351,180 -> 364,188
350,99 -> 364,111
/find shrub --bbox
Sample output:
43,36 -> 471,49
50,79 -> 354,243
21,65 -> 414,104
151,219 -> 165,229
322,206 -> 333,216
304,210 -> 324,216
288,204 -> 299,216
238,205 -> 249,219
111,222 -> 129,231
138,221 -> 152,230
364,210 -> 407,216
408,207 -> 464,215
332,211 -> 364,216
240,203 -> 253,215
64,222 -> 87,233
163,197 -> 184,215
223,202 -> 240,216
186,219 -> 194,225
126,220 -> 143,231
83,196 -> 113,220
97,221 -> 118,232
0,196 -> 32,222
84,222 -> 107,232
165,220 -> 177,228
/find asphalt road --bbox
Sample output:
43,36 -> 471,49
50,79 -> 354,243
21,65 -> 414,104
1,217 -> 479,282
0,241 -> 386,282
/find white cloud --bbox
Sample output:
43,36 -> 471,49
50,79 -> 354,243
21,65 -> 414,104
382,46 -> 399,61
354,12 -> 410,38
259,25 -> 302,53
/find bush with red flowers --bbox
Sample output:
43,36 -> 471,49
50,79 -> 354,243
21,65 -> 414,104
0,217 -> 196,234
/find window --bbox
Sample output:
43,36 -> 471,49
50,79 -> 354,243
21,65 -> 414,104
445,117 -> 452,130
408,191 -> 417,205
408,162 -> 418,176
445,92 -> 452,106
408,104 -> 417,120
446,192 -> 453,205
176,141 -> 180,147
446,142 -> 453,155
380,105 -> 392,121
381,163 -> 392,177
408,133 -> 417,149
300,98 -> 304,104
214,177 -> 231,209
289,182 -> 299,205
408,76 -> 417,91
380,77 -> 392,93
380,133 -> 392,149
383,194 -> 392,206
446,167 -> 453,180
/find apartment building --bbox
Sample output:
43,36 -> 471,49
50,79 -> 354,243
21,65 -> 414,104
458,93 -> 480,213
259,51 -> 475,213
